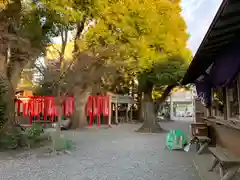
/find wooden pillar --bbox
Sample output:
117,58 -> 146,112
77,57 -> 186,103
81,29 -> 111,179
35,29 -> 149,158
237,76 -> 240,119
115,101 -> 118,124
126,104 -> 129,122
108,95 -> 112,126
224,87 -> 229,120
207,88 -> 213,118
170,94 -> 173,120
130,105 -> 133,121
207,107 -> 212,117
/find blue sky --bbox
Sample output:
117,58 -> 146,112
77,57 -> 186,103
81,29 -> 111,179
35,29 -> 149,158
181,0 -> 222,54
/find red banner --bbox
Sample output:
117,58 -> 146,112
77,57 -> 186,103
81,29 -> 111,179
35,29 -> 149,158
97,96 -> 103,115
46,97 -> 55,116
92,97 -> 98,116
102,96 -> 109,116
23,102 -> 28,116
86,96 -> 93,116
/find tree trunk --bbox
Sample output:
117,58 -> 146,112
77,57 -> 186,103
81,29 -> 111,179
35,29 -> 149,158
0,70 -> 21,134
156,85 -> 176,104
137,90 -> 143,122
73,20 -> 86,53
0,48 -> 23,133
136,82 -> 164,133
71,19 -> 89,129
71,88 -> 90,129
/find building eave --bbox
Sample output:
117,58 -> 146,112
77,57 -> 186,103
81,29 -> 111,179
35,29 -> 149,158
182,0 -> 240,85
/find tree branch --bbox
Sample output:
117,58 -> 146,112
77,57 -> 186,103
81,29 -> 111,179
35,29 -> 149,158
155,84 -> 176,104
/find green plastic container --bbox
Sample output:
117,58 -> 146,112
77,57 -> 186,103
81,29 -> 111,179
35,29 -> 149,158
165,129 -> 187,150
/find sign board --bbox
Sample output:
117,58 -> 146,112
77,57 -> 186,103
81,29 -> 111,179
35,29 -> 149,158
111,95 -> 136,104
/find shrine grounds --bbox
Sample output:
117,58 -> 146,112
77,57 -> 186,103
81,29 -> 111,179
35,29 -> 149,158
0,122 -> 201,180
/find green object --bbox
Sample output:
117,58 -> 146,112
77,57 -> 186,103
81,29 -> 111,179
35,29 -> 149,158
53,135 -> 73,151
165,129 -> 187,150
65,139 -> 73,149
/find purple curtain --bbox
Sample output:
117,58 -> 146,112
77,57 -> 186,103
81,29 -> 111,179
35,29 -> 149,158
195,78 -> 212,107
210,43 -> 240,87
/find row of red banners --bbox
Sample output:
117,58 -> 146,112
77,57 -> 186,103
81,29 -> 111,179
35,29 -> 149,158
15,96 -> 74,117
86,96 -> 110,127
15,96 -> 110,126
86,96 -> 110,116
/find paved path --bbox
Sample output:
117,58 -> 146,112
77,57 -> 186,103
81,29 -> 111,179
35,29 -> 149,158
0,123 -> 200,180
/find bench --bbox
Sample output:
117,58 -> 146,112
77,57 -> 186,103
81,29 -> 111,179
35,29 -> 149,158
209,147 -> 240,180
195,136 -> 211,155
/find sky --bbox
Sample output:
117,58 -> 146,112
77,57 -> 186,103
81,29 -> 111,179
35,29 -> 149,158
181,0 -> 222,55
53,0 -> 222,56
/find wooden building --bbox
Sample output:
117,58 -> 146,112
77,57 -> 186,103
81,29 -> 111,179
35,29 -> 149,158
182,0 -> 240,156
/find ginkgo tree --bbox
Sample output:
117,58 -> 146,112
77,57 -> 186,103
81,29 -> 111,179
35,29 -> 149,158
0,0 -> 191,134
81,0 -> 192,132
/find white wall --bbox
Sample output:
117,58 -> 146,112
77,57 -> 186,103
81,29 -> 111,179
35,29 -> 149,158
170,90 -> 195,122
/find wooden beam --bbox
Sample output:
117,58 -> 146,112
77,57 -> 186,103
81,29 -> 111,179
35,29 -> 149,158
214,21 -> 240,31
215,16 -> 240,29
207,33 -> 235,42
197,53 -> 217,59
222,3 -> 240,16
199,46 -> 221,53
202,41 -> 230,51
211,24 -> 240,37
208,31 -> 236,39
205,38 -> 234,47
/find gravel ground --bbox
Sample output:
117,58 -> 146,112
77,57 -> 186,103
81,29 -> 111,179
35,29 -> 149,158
0,122 -> 200,180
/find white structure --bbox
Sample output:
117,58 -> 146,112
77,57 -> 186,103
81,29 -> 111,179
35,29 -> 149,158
168,89 -> 195,121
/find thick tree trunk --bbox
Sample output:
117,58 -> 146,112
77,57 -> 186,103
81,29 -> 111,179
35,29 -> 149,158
71,88 -> 90,129
0,48 -> 23,131
0,71 -> 20,134
136,82 -> 164,133
71,19 -> 89,129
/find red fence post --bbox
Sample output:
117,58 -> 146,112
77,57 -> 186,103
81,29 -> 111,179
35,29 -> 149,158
93,96 -> 98,127
87,96 -> 93,127
97,96 -> 103,127
102,95 -> 110,124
